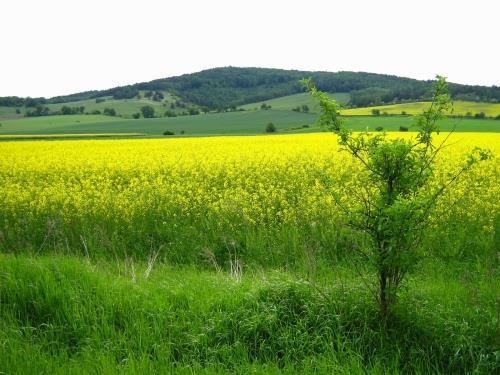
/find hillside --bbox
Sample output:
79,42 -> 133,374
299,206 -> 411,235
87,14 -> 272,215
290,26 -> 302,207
1,67 -> 499,112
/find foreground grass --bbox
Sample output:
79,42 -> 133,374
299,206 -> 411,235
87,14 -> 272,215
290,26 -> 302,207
0,254 -> 497,374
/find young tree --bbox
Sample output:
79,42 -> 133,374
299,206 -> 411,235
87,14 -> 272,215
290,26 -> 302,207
303,76 -> 491,320
140,105 -> 155,118
265,122 -> 277,133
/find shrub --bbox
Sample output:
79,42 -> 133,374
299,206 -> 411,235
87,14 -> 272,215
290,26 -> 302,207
164,110 -> 177,117
103,108 -> 116,116
163,130 -> 175,135
132,113 -> 140,119
371,108 -> 381,116
140,106 -> 155,118
399,125 -> 409,132
265,122 -> 277,133
375,126 -> 384,131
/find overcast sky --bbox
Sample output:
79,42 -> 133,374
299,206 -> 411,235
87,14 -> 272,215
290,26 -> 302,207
1,0 -> 499,98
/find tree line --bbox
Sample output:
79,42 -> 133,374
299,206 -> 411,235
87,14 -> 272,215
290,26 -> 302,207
2,67 -> 499,110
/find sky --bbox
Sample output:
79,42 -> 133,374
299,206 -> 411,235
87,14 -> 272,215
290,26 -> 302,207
1,0 -> 499,98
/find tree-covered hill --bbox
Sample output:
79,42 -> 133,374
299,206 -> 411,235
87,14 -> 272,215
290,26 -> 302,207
1,67 -> 499,109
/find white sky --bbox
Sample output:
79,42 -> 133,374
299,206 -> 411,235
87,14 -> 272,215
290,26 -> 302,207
1,0 -> 499,98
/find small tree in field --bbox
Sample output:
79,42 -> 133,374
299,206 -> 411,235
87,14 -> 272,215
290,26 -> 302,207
266,122 -> 277,133
303,76 -> 491,320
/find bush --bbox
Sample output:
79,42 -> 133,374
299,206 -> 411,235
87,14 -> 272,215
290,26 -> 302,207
164,110 -> 177,117
375,126 -> 384,131
140,106 -> 155,118
474,112 -> 486,119
265,122 -> 276,133
371,109 -> 381,116
90,110 -> 101,115
401,111 -> 407,115
132,113 -> 140,119
302,124 -> 310,128
163,130 -> 175,135
399,125 -> 409,132
103,108 -> 116,116
95,98 -> 105,104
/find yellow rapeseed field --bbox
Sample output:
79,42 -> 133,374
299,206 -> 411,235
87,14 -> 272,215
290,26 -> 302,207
0,133 -> 498,258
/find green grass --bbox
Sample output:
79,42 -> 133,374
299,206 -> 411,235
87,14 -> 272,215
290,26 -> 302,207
0,254 -> 497,374
241,92 -> 350,112
1,111 -> 499,138
0,111 -> 315,136
343,101 -> 500,117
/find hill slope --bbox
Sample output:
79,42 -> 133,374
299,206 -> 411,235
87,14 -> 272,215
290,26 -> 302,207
2,67 -> 499,111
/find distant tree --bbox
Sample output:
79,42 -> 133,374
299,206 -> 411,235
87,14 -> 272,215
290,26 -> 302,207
371,108 -> 381,116
301,104 -> 309,113
15,109 -> 20,114
265,122 -> 276,133
399,125 -> 409,131
95,98 -> 106,103
261,103 -> 272,110
188,108 -> 200,115
152,91 -> 164,101
132,113 -> 141,119
292,106 -> 301,112
91,110 -> 101,115
103,108 -> 116,116
401,111 -> 407,115
140,105 -> 155,118
375,126 -> 384,131
163,130 -> 175,135
25,105 -> 50,117
474,112 -> 486,119
164,110 -> 177,117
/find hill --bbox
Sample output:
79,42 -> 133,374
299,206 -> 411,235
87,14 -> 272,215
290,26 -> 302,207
1,67 -> 499,112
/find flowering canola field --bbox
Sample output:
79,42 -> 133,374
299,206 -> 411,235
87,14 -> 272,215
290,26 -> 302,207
0,133 -> 498,263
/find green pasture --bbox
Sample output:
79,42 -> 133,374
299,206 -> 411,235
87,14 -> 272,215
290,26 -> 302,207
343,100 -> 500,117
1,111 -> 499,139
240,92 -> 350,112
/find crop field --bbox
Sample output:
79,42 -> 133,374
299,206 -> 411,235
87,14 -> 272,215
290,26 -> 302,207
343,100 -> 500,117
1,111 -> 499,139
0,132 -> 498,373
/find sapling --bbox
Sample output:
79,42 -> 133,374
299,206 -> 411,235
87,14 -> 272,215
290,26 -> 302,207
304,76 -> 491,319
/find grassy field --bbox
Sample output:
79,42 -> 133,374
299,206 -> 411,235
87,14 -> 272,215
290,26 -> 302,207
1,111 -> 499,138
240,92 -> 350,111
343,100 -> 500,117
0,91 -> 191,121
0,133 -> 498,373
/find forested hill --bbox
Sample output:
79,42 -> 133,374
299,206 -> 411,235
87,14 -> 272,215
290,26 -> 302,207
2,67 -> 499,109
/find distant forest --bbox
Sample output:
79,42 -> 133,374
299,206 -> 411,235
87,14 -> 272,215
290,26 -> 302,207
1,67 -> 499,109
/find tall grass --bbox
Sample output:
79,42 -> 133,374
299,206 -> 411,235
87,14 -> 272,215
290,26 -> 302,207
0,255 -> 497,374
